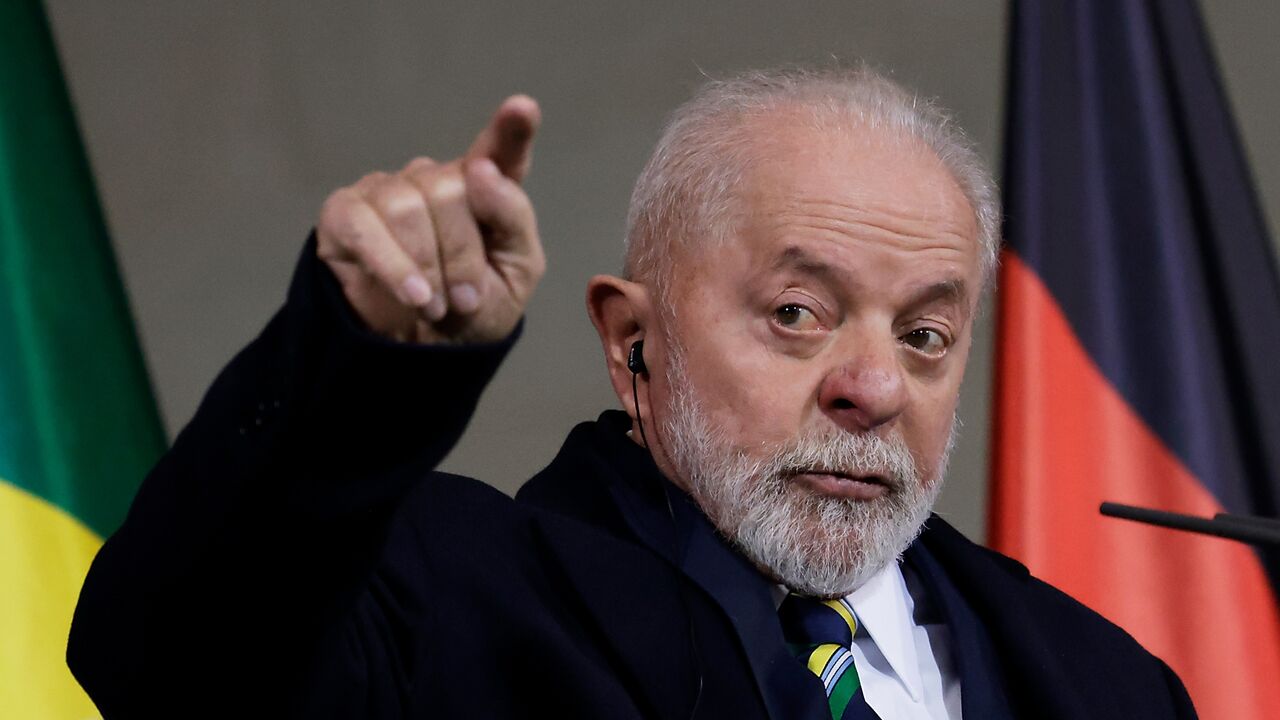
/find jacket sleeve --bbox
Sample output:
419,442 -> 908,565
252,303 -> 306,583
67,235 -> 520,717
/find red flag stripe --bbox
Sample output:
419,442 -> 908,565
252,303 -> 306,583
991,252 -> 1280,718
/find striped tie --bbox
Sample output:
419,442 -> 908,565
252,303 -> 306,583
778,593 -> 880,720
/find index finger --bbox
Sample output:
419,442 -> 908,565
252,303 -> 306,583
466,94 -> 541,183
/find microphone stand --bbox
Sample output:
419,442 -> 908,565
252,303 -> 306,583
1100,502 -> 1280,546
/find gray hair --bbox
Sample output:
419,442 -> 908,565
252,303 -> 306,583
623,65 -> 1001,301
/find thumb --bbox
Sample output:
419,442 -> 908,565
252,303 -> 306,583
466,94 -> 541,183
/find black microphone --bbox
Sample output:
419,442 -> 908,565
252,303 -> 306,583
1100,502 -> 1280,545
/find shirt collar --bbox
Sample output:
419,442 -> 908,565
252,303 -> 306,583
846,561 -> 926,703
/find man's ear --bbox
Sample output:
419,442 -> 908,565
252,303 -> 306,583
586,275 -> 652,421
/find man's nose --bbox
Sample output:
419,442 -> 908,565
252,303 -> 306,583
817,346 -> 908,433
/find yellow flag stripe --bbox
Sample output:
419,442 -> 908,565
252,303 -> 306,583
0,477 -> 104,719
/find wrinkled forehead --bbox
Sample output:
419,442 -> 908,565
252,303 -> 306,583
663,114 -> 981,290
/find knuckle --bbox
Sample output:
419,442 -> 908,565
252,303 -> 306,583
318,189 -> 363,239
334,215 -> 381,256
341,225 -> 372,255
511,188 -> 536,218
371,179 -> 426,224
354,171 -> 390,193
403,156 -> 437,174
426,173 -> 466,208
494,188 -> 535,229
529,247 -> 547,280
317,193 -> 345,234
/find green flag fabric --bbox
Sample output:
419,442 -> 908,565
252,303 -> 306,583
1,2 -> 167,716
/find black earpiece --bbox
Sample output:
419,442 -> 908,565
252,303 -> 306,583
628,339 -> 649,449
627,339 -> 647,375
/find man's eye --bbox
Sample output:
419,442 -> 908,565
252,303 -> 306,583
902,328 -> 947,356
773,304 -> 821,331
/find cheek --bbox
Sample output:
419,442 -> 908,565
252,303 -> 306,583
907,394 -> 961,482
913,334 -> 972,472
677,337 -> 812,444
723,378 -> 823,454
665,270 -> 834,448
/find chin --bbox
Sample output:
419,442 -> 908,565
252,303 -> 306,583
670,416 -> 944,596
724,480 -> 937,597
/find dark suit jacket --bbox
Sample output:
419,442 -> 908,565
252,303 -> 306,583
69,242 -> 1196,719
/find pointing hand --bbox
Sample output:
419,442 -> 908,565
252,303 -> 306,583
316,96 -> 545,344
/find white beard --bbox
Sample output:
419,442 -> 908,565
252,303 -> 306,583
660,346 -> 954,598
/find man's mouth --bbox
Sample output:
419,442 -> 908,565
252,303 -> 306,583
788,469 -> 891,501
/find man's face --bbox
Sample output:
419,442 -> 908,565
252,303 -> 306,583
646,114 -> 982,596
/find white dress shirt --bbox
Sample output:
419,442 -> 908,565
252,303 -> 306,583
777,560 -> 962,719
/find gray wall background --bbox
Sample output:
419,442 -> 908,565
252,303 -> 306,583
45,1 -> 1280,542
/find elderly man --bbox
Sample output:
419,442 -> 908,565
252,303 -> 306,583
70,68 -> 1195,719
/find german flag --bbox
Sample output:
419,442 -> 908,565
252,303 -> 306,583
0,1 -> 166,716
990,0 -> 1280,717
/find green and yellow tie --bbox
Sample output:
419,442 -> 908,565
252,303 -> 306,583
778,593 -> 881,720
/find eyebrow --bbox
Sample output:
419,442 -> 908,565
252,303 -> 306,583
903,278 -> 970,311
771,245 -> 971,309
770,246 -> 847,287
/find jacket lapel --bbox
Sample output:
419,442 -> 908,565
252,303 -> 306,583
917,518 -> 1122,719
670,493 -> 830,720
530,511 -> 703,719
916,515 -> 1182,717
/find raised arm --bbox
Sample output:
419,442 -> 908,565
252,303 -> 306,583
68,97 -> 546,717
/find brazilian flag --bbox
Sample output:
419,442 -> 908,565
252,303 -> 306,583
1,1 -> 167,716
